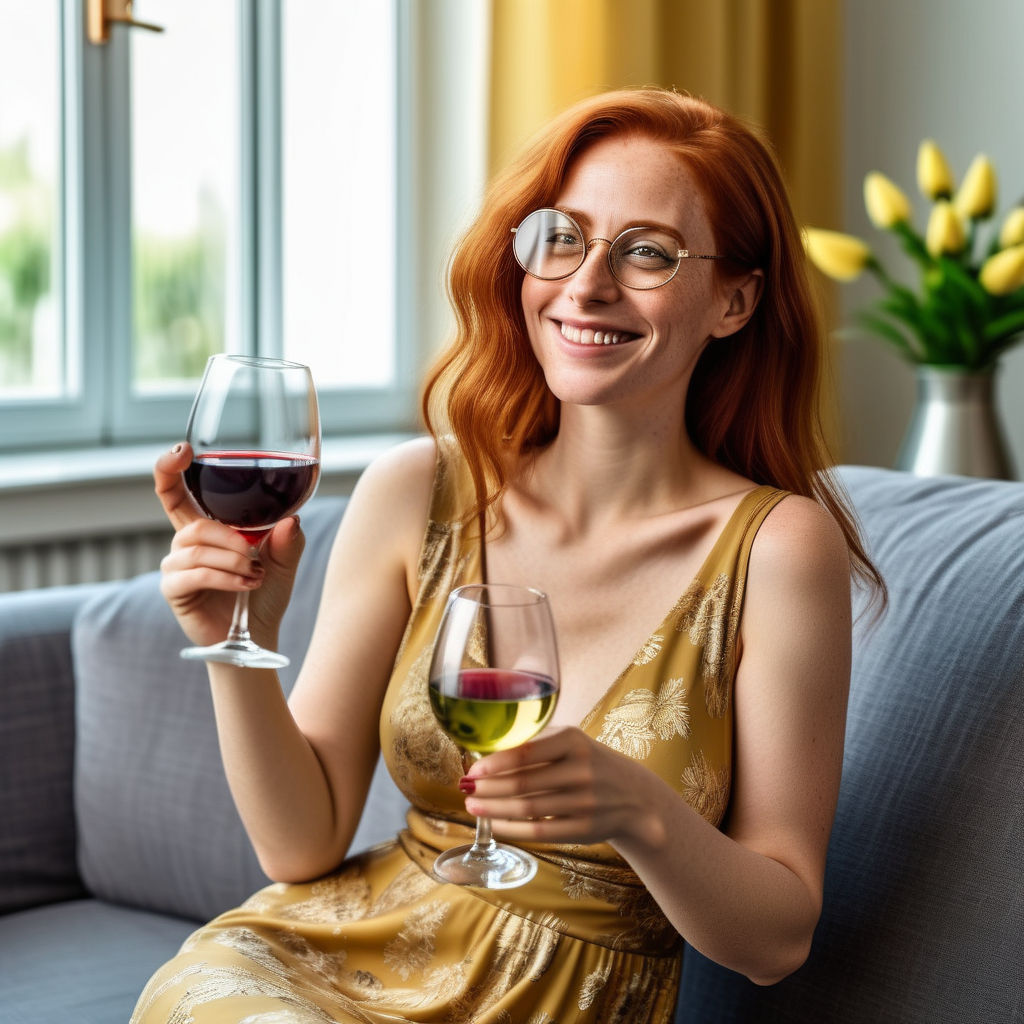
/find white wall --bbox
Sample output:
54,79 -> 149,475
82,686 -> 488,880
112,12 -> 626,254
840,0 -> 1024,471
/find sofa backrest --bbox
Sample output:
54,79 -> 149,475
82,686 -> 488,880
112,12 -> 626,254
677,466 -> 1024,1023
71,496 -> 409,922
0,584 -> 109,913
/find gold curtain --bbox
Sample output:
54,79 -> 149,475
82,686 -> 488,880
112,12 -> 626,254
488,0 -> 843,447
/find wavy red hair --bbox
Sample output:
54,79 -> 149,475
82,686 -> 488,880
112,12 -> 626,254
422,87 -> 883,600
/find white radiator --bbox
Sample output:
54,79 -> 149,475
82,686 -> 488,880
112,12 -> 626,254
0,529 -> 172,593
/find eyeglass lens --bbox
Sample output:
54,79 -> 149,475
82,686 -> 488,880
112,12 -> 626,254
512,209 -> 682,289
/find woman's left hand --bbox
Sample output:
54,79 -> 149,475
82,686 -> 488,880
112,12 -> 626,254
461,725 -> 662,848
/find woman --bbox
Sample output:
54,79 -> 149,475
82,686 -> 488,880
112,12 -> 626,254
134,87 -> 882,1022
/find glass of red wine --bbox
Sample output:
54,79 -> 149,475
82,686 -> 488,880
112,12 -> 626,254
179,353 -> 321,669
428,583 -> 560,888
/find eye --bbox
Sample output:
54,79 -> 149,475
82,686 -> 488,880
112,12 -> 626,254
545,229 -> 583,252
619,240 -> 675,268
628,243 -> 671,261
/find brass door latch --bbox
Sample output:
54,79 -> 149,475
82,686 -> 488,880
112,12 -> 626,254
87,0 -> 164,45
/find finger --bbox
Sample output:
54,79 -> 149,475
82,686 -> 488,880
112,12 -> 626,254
170,517 -> 263,558
468,726 -> 585,779
466,786 -> 598,825
262,515 -> 305,573
487,816 -> 592,845
462,755 -> 588,798
162,540 -> 265,581
160,564 -> 265,601
154,442 -> 201,531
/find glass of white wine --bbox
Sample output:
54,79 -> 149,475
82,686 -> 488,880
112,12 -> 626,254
428,583 -> 560,889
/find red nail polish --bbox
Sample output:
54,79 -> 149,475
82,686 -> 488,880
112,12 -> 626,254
458,777 -> 476,794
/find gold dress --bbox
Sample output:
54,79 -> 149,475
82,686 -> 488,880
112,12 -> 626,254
132,444 -> 788,1024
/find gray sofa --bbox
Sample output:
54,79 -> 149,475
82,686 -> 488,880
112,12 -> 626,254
1,466 -> 1022,1023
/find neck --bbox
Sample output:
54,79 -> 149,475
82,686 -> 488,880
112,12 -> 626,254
518,403 -> 715,529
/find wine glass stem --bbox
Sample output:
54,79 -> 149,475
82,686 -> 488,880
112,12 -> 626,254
461,750 -> 495,854
471,814 -> 496,854
226,590 -> 253,646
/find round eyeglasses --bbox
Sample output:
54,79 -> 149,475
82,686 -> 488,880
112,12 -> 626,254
511,208 -> 731,290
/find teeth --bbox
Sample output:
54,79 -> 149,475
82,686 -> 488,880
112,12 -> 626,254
560,323 -> 627,346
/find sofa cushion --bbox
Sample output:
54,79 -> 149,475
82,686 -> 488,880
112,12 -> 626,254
72,496 -> 407,922
0,585 -> 106,913
677,467 -> 1024,1023
0,898 -> 196,1024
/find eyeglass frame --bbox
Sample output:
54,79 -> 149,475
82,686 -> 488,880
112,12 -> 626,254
510,207 -> 735,290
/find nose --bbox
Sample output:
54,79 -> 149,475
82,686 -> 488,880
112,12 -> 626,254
568,237 -> 620,304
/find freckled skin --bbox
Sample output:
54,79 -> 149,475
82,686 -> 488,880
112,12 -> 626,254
520,134 -> 738,416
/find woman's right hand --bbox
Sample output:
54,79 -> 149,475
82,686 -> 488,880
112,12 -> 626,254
153,442 -> 305,650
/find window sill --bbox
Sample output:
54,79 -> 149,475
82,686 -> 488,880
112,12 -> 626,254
0,432 -> 416,544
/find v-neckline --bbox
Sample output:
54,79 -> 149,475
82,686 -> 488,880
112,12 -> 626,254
476,484 -> 776,731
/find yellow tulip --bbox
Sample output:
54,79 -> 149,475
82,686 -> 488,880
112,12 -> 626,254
917,140 -> 954,199
925,201 -> 966,258
864,172 -> 912,229
979,244 -> 1024,295
998,207 -> 1024,249
954,154 -> 997,219
803,227 -> 871,281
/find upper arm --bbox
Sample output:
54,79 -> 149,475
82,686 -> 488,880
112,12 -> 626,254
287,436 -> 437,828
726,495 -> 853,909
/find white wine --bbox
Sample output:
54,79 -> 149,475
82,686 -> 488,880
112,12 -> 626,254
429,668 -> 557,755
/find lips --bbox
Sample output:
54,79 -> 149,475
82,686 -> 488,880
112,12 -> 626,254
558,321 -> 640,346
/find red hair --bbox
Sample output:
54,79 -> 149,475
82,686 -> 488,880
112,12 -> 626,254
422,88 -> 883,600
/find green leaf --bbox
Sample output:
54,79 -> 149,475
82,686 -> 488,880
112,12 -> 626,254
984,307 -> 1024,343
892,221 -> 931,270
856,310 -> 920,359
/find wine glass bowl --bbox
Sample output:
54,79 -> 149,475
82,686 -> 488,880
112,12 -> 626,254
428,583 -> 560,889
179,354 -> 321,669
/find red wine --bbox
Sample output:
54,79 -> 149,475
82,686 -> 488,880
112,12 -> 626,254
428,668 -> 557,754
185,451 -> 319,538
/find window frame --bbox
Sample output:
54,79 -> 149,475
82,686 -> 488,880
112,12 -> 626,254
0,0 -> 419,454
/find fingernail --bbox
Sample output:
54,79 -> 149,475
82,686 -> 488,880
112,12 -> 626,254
170,443 -> 183,454
458,777 -> 476,794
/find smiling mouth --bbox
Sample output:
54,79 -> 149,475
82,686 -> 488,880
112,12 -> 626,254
558,321 -> 639,346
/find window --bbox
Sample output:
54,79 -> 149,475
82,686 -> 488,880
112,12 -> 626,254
0,2 -> 63,402
0,0 -> 411,452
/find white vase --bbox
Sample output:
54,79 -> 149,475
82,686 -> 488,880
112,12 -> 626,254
895,365 -> 1014,480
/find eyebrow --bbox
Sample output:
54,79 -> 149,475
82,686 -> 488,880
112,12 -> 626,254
556,206 -> 688,245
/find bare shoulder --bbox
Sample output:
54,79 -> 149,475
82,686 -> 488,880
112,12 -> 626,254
748,492 -> 851,584
740,492 -> 852,647
351,434 -> 438,507
324,434 -> 438,588
340,435 -> 437,537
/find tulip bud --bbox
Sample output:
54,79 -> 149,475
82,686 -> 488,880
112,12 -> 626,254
925,201 -> 966,258
917,140 -> 954,199
979,244 -> 1024,295
954,154 -> 997,220
864,172 -> 912,229
998,207 -> 1024,249
803,228 -> 871,282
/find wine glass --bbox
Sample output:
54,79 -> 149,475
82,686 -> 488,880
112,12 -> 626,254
428,583 -> 560,889
179,354 -> 321,669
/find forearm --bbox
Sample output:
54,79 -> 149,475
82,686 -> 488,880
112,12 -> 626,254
207,665 -> 359,882
611,768 -> 820,985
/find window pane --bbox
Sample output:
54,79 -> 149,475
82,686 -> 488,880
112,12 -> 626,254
131,1 -> 240,393
282,1 -> 396,389
0,1 -> 63,400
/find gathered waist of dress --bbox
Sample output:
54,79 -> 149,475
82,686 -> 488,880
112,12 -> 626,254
399,808 -> 682,957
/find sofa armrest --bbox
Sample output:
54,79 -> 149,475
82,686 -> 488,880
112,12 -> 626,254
0,582 -> 115,913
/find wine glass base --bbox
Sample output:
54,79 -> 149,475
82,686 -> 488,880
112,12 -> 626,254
180,639 -> 290,669
432,843 -> 538,889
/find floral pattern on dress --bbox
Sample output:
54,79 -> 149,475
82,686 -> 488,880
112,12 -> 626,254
596,676 -> 691,759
